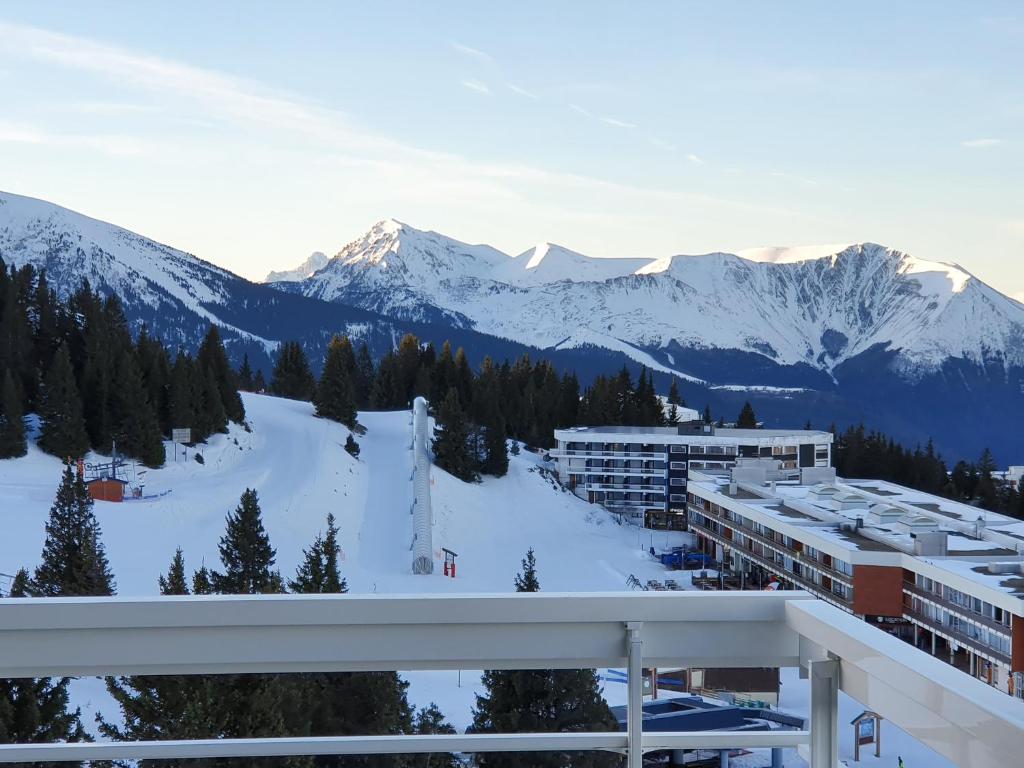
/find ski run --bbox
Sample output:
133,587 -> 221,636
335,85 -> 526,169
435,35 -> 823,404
2,392 -> 954,767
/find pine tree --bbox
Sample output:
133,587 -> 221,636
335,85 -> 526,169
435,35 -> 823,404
110,349 -> 166,467
38,343 -> 90,459
197,365 -> 228,438
514,548 -> 540,592
0,367 -> 27,458
211,488 -> 284,594
158,548 -> 190,595
473,550 -> 619,768
736,401 -> 758,429
289,513 -> 347,594
271,341 -> 316,401
410,704 -> 458,768
168,351 -> 197,437
198,325 -> 245,424
32,463 -> 116,597
315,336 -> 358,428
345,434 -> 360,458
9,567 -> 32,597
703,404 -> 712,425
238,353 -> 255,391
667,376 -> 683,406
253,369 -> 267,393
432,388 -> 477,482
355,343 -> 375,408
192,565 -> 214,595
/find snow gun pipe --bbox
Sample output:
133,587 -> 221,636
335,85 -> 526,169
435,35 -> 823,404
411,397 -> 433,574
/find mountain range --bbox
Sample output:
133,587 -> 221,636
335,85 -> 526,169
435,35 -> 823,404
2,190 -> 1022,462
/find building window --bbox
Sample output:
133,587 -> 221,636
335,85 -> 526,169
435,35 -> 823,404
670,478 -> 685,487
670,445 -> 686,453
669,494 -> 686,503
670,461 -> 686,470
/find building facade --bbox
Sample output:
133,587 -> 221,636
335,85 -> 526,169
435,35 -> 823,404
551,423 -> 833,528
686,468 -> 1024,698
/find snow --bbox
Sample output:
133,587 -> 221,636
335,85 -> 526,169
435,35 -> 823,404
279,222 -> 1024,379
735,243 -> 855,265
0,393 -> 985,766
264,251 -> 330,283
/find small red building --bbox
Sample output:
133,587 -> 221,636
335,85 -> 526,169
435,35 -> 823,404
86,477 -> 128,503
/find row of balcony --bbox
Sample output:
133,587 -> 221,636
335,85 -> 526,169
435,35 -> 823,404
689,518 -> 853,610
687,505 -> 853,585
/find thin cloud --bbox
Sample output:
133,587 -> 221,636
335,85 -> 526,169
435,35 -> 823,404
0,21 -> 792,247
0,120 -> 146,155
961,138 -> 1004,148
451,41 -> 492,63
505,83 -> 538,99
461,79 -> 490,95
569,103 -> 594,118
686,154 -> 704,165
648,137 -> 677,152
600,116 -> 636,129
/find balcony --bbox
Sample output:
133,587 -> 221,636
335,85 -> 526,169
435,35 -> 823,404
688,517 -> 853,610
0,592 -> 1021,768
902,581 -> 1012,635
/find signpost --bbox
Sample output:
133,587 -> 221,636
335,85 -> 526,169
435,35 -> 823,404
851,710 -> 882,761
172,428 -> 192,462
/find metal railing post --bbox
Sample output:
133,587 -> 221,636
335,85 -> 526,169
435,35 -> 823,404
626,621 -> 644,768
809,659 -> 838,768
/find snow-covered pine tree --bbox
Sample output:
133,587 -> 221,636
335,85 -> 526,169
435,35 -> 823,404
38,343 -> 90,459
32,463 -> 116,596
0,368 -> 27,458
432,388 -> 477,482
314,335 -> 358,428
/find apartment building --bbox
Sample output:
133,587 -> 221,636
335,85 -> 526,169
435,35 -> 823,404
686,466 -> 1024,698
551,422 -> 832,528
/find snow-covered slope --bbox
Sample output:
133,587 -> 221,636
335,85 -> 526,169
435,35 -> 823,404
0,393 -> 677,598
264,251 -> 329,283
0,190 -> 249,337
0,393 -> 960,767
282,222 -> 1024,378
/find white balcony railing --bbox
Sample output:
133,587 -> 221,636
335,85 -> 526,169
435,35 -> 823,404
0,592 -> 1021,768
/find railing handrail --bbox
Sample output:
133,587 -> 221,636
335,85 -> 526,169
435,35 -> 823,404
0,591 -> 1020,768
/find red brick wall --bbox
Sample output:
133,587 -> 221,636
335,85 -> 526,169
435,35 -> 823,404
852,565 -> 904,617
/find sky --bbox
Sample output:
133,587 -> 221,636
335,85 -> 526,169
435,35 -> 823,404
0,1 -> 1022,297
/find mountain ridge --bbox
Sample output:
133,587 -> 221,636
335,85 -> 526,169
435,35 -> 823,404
270,219 -> 1024,378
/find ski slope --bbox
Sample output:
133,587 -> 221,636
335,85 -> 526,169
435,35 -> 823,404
0,392 -> 956,767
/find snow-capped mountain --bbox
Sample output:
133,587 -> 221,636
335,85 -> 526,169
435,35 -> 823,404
264,251 -> 330,283
0,191 -> 591,384
2,191 -> 1021,461
276,219 -> 1024,380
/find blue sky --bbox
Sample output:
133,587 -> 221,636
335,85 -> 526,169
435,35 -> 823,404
1,1 -> 1021,295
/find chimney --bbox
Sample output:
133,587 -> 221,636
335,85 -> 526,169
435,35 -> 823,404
728,482 -> 738,496
855,517 -> 864,530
